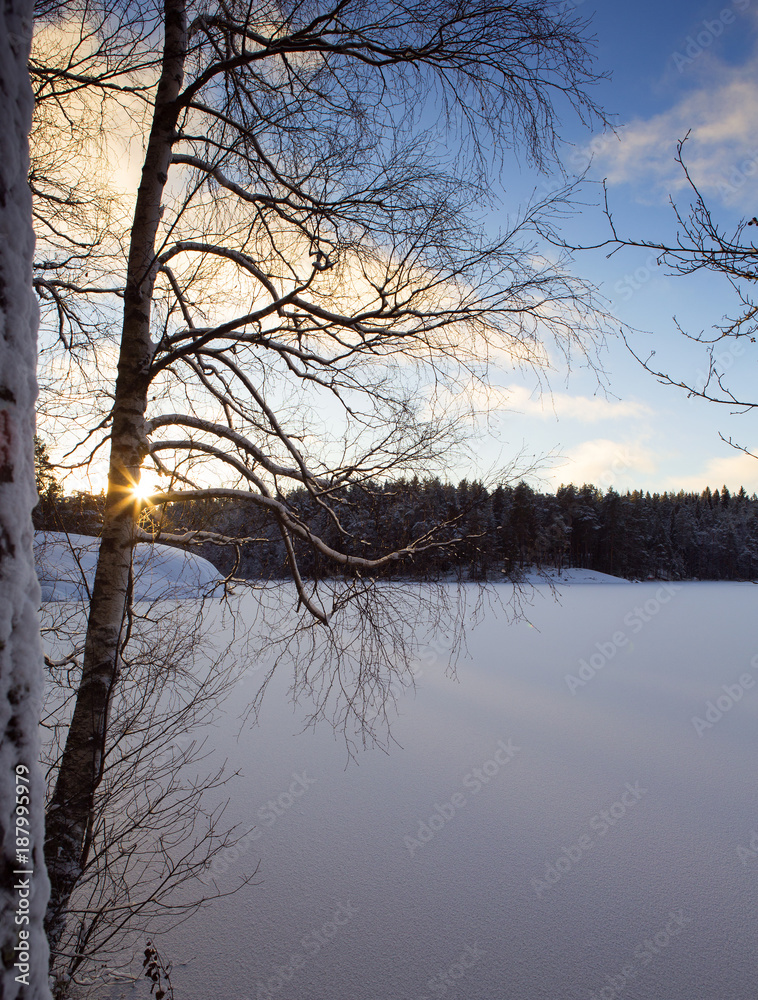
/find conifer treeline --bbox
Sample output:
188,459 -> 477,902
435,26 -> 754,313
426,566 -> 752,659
37,479 -> 758,581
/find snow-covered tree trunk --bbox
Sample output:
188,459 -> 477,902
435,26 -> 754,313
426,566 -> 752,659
0,1 -> 52,997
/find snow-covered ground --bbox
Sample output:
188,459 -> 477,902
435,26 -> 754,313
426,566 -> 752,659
35,532 -> 223,602
38,545 -> 758,1000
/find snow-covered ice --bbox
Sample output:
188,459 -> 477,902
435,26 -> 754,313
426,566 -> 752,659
41,555 -> 758,1000
150,578 -> 758,1000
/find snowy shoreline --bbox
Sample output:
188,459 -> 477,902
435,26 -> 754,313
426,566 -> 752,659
34,532 -> 224,602
34,531 -> 757,602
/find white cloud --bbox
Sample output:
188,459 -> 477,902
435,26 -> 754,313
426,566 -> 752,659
676,449 -> 758,493
501,384 -> 652,423
547,437 -> 659,491
543,439 -> 758,495
581,58 -> 758,206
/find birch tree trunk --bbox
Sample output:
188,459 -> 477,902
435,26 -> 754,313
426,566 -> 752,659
43,0 -> 187,953
0,0 -> 52,996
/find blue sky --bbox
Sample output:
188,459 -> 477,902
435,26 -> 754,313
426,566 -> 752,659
473,0 -> 758,494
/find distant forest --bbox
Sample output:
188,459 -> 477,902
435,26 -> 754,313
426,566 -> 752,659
35,477 -> 758,582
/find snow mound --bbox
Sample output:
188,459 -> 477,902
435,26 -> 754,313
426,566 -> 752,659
521,566 -> 628,585
35,532 -> 224,602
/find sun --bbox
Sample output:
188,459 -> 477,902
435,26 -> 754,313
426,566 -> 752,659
129,478 -> 158,504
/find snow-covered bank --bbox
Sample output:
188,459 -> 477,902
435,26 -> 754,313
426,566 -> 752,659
34,535 -> 755,602
35,532 -> 223,602
520,566 -> 629,585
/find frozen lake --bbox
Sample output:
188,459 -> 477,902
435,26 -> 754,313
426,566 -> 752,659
130,578 -> 758,999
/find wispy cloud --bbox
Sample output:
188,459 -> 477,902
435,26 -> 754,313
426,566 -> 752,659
676,449 -> 758,492
547,439 -> 758,494
502,385 -> 652,424
547,437 -> 659,491
583,55 -> 758,206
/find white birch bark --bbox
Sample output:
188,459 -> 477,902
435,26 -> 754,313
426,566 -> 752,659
0,0 -> 53,996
